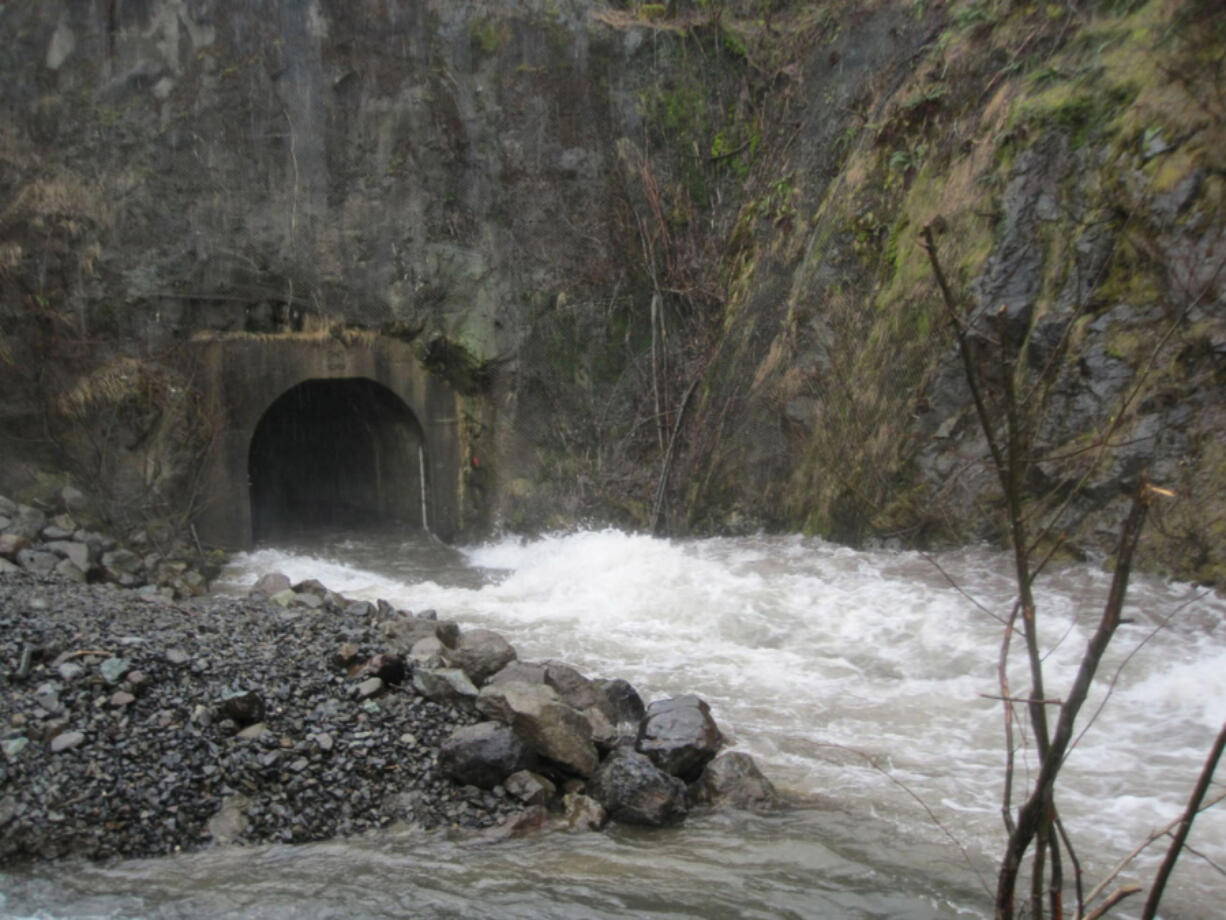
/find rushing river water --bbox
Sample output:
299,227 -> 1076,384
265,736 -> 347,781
4,530 -> 1224,919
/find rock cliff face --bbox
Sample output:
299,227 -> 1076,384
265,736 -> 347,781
1,1 -> 1222,583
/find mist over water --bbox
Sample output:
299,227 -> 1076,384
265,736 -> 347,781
6,530 -> 1223,919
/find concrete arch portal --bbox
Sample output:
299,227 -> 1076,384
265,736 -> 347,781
249,378 -> 428,542
191,335 -> 474,549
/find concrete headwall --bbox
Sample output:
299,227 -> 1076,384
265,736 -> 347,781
190,333 -> 476,549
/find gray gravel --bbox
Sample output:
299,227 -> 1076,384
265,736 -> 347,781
0,570 -> 522,864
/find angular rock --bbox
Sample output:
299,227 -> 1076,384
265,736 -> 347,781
487,661 -> 548,686
434,620 -> 460,648
477,681 -> 599,777
476,680 -> 560,724
73,530 -> 115,554
593,678 -> 646,726
333,642 -> 362,669
586,749 -> 688,827
45,540 -> 92,569
0,533 -> 30,560
448,628 -> 517,686
439,722 -> 537,789
268,589 -> 297,608
562,792 -> 606,832
544,661 -> 601,710
0,557 -> 20,575
249,572 -> 291,596
100,657 -> 131,684
365,653 -> 408,685
408,636 -> 445,666
692,752 -> 782,812
356,676 -> 384,699
291,578 -> 330,597
344,600 -> 375,618
583,704 -> 627,752
504,769 -> 557,806
100,549 -> 143,576
208,795 -> 251,845
379,615 -> 461,655
59,485 -> 88,515
50,731 -> 86,753
636,694 -> 723,782
17,549 -> 58,576
235,722 -> 269,741
9,505 -> 47,540
217,690 -> 265,726
412,667 -> 479,704
54,558 -> 86,582
109,690 -> 136,707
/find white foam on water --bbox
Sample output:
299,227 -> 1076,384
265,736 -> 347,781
221,530 -> 1226,907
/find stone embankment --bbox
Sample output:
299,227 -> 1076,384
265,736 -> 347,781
1,504 -> 779,864
0,489 -> 221,599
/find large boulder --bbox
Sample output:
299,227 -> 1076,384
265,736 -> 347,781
438,722 -> 537,789
636,695 -> 723,782
45,540 -> 92,571
16,549 -> 58,576
691,752 -> 782,812
8,505 -> 47,541
586,749 -> 688,827
412,667 -> 479,704
543,661 -> 601,710
593,678 -> 646,725
487,660 -> 548,686
249,572 -> 291,597
590,677 -> 646,749
448,629 -> 517,686
477,681 -> 599,777
379,614 -> 461,654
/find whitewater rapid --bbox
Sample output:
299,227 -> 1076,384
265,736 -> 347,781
214,529 -> 1226,913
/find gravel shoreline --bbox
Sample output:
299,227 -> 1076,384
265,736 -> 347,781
0,570 -> 526,864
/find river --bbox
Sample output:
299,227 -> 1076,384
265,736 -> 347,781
3,530 -> 1223,919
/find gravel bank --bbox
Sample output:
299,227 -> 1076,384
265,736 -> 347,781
0,570 -> 524,864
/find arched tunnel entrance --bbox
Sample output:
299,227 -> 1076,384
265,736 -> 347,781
248,378 -> 429,542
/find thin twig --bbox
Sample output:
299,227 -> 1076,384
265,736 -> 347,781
1081,885 -> 1142,920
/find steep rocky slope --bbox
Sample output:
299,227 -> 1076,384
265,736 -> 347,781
1,1 -> 1222,583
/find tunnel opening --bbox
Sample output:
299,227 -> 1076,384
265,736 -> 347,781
248,378 -> 428,543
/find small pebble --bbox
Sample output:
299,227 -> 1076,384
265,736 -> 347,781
50,731 -> 86,754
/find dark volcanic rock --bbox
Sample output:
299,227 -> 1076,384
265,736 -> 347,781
586,749 -> 688,827
636,695 -> 724,782
217,691 -> 266,726
439,722 -> 537,789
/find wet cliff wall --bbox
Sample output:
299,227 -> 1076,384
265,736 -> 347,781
669,0 -> 1226,584
1,1 -> 1223,583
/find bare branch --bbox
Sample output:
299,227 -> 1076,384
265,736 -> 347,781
1141,720 -> 1226,919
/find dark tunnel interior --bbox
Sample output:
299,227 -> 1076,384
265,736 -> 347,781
248,378 -> 428,542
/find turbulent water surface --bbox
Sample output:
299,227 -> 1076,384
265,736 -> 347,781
4,530 -> 1224,919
